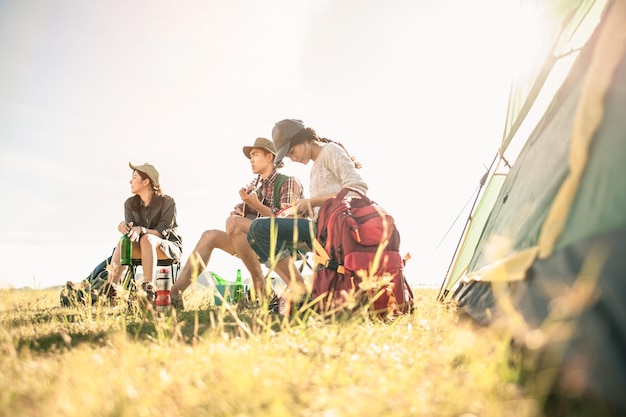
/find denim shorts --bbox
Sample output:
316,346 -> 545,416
247,217 -> 316,263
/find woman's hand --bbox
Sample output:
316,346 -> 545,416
295,199 -> 314,218
118,221 -> 133,234
128,226 -> 142,242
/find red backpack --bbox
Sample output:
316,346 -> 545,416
312,187 -> 413,318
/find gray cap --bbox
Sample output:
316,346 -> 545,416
272,119 -> 305,165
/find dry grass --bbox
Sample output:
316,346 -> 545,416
0,287 -> 540,417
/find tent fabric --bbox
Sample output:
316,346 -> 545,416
455,225 -> 626,414
502,0 -> 607,152
538,0 -> 626,257
453,0 -> 626,287
440,172 -> 506,296
438,1 -> 610,300
445,0 -> 626,413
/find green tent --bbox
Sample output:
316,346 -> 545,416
439,0 -> 626,414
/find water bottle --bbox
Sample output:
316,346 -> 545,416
155,268 -> 171,313
233,269 -> 245,302
120,232 -> 132,266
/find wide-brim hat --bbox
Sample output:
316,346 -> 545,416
272,119 -> 305,165
129,162 -> 160,187
242,137 -> 277,159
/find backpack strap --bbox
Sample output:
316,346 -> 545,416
337,187 -> 369,203
313,201 -> 348,274
272,173 -> 289,208
313,238 -> 345,274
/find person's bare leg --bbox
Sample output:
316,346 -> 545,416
170,229 -> 234,299
273,256 -> 308,299
226,215 -> 267,301
138,240 -> 170,286
272,256 -> 309,316
139,234 -> 162,283
107,240 -> 128,285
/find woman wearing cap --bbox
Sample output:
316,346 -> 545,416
168,138 -> 305,309
101,162 -> 183,302
247,119 -> 367,307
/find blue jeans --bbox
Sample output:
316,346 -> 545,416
247,217 -> 316,263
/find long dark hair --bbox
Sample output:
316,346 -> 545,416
291,127 -> 362,169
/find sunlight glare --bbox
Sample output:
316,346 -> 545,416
506,1 -> 551,79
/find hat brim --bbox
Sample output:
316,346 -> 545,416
129,162 -> 159,187
243,145 -> 276,159
274,143 -> 290,166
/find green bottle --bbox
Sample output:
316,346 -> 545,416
120,233 -> 132,266
233,269 -> 245,302
210,271 -> 229,285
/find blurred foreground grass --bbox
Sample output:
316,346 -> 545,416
0,287 -> 538,417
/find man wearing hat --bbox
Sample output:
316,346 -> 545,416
247,119 -> 368,313
101,162 -> 183,302
168,137 -> 305,309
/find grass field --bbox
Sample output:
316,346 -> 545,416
0,286 -> 555,417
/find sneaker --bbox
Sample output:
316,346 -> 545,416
267,291 -> 280,314
99,282 -> 117,301
281,291 -> 310,318
238,289 -> 281,311
236,289 -> 259,310
141,281 -> 156,304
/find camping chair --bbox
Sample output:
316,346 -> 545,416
295,247 -> 313,273
120,258 -> 180,291
265,244 -> 312,286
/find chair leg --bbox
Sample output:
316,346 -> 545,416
120,265 -> 137,291
120,262 -> 178,288
171,263 -> 180,284
154,263 -> 179,284
297,253 -> 312,273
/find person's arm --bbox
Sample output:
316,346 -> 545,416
294,194 -> 336,218
276,176 -> 305,213
123,197 -> 135,226
239,188 -> 268,217
152,196 -> 177,239
121,197 -> 139,239
232,202 -> 245,216
331,145 -> 368,194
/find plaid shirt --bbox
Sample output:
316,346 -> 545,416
260,170 -> 304,214
236,169 -> 304,217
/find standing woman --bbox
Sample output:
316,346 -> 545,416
247,119 -> 367,303
101,162 -> 183,302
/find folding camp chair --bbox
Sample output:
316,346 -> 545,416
120,258 -> 180,290
296,248 -> 313,273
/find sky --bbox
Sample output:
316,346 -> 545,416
0,0 -> 527,289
